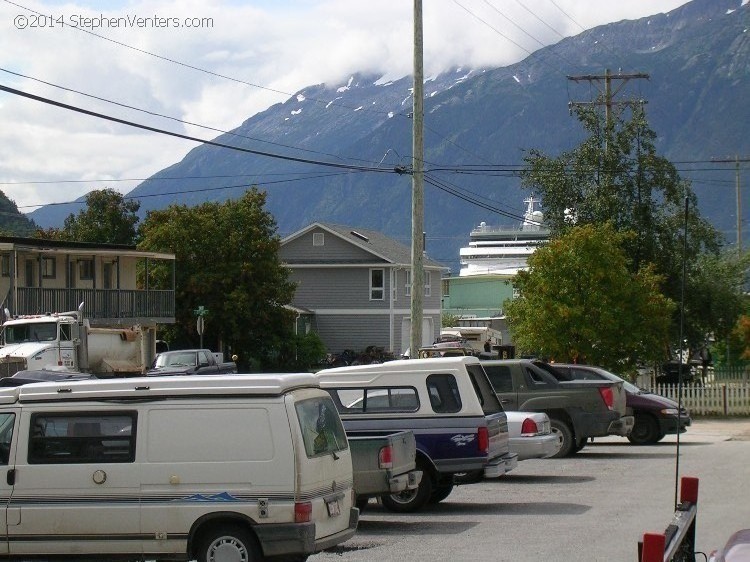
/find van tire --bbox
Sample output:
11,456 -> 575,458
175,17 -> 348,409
196,524 -> 262,562
381,461 -> 432,513
549,419 -> 574,458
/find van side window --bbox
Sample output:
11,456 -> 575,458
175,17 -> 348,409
0,413 -> 16,465
426,374 -> 462,413
28,412 -> 136,464
332,387 -> 419,413
295,397 -> 349,458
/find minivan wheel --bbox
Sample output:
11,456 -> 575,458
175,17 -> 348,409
628,414 -> 660,445
197,525 -> 261,562
549,419 -> 575,458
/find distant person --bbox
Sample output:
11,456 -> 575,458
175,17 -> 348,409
484,340 -> 491,352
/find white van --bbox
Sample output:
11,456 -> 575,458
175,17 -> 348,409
0,374 -> 358,561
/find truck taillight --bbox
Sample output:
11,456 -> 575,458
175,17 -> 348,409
520,418 -> 538,436
598,387 -> 614,410
294,501 -> 312,523
378,445 -> 393,469
478,426 -> 489,454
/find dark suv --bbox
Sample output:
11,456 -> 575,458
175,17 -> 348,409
552,364 -> 691,445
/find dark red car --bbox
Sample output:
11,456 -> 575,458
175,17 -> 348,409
551,364 -> 691,445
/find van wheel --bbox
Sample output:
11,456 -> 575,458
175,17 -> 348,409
381,462 -> 432,513
196,524 -> 261,562
628,414 -> 660,445
549,419 -> 574,458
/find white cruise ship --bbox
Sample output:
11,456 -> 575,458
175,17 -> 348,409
459,196 -> 550,277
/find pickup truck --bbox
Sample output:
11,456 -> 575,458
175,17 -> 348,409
346,430 -> 421,510
316,357 -> 518,513
146,349 -> 237,376
480,359 -> 634,457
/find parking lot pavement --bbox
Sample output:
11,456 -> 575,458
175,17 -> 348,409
312,417 -> 750,562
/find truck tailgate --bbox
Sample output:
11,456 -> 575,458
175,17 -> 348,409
346,430 -> 418,497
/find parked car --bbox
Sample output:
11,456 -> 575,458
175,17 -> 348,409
505,411 -> 558,461
480,359 -> 633,457
552,363 -> 691,445
146,349 -> 237,376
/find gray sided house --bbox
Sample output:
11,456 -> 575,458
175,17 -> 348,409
280,223 -> 447,357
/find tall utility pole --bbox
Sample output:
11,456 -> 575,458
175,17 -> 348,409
567,69 -> 649,154
712,155 -> 750,253
410,0 -> 425,356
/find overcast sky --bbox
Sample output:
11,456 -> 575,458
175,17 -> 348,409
0,0 -> 691,213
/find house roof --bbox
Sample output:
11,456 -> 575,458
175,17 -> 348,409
281,222 -> 447,270
0,236 -> 174,260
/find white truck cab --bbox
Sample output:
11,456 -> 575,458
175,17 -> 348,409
0,374 -> 358,561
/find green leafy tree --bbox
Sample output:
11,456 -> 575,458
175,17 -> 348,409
505,223 -> 674,371
35,188 -> 140,244
138,189 -> 296,370
520,104 -> 727,352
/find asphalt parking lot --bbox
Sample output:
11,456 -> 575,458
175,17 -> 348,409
312,418 -> 750,562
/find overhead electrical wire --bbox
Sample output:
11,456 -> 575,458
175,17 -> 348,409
0,68 -> 380,167
13,170 -> 363,211
0,83 -> 395,174
2,0 -> 412,122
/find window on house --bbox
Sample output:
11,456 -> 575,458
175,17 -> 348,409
370,268 -> 384,300
79,259 -> 94,280
313,232 -> 324,246
1,255 -> 9,277
42,257 -> 56,279
405,271 -> 431,297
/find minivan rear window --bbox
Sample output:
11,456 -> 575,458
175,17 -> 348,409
295,397 -> 348,458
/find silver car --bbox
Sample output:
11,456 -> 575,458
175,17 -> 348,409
505,411 -> 558,461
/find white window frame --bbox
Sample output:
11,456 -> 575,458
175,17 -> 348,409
370,268 -> 385,301
405,270 -> 431,297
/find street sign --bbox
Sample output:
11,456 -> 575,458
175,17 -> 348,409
197,316 -> 205,335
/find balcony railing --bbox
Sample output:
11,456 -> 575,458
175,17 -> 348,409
13,288 -> 175,322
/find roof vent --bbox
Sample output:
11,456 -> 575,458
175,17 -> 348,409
350,230 -> 369,242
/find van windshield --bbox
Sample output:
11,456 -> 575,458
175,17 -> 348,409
295,397 -> 348,458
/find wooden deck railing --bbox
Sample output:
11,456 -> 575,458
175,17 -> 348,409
13,287 -> 175,321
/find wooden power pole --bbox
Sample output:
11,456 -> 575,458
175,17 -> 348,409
410,0 -> 425,357
567,69 -> 649,154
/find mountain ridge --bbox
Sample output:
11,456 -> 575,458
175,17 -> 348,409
24,0 -> 750,272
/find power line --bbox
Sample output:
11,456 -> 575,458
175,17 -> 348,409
2,0 -> 410,122
0,67 -> 379,166
0,83 -> 396,174
14,170 -> 363,211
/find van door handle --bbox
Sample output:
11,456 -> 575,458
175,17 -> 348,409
7,469 -> 15,485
